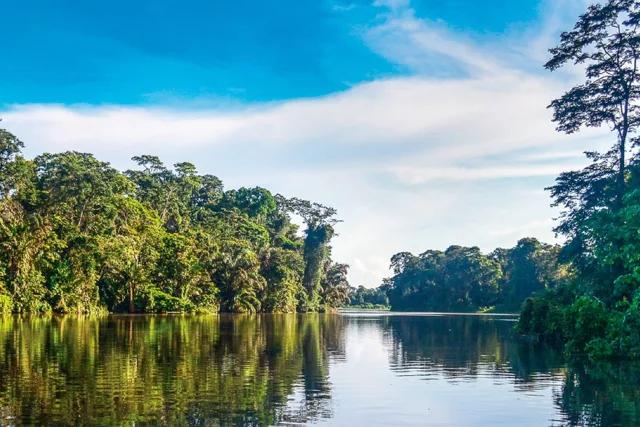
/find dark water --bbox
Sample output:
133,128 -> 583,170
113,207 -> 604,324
0,313 -> 638,426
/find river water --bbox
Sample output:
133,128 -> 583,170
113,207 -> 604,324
0,313 -> 638,426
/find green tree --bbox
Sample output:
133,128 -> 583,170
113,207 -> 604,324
0,128 -> 349,314
321,262 -> 350,310
442,246 -> 502,309
545,0 -> 640,204
260,247 -> 304,313
213,239 -> 265,313
152,230 -> 218,312
347,285 -> 389,308
277,196 -> 340,311
98,197 -> 163,313
32,152 -> 132,312
494,238 -> 562,309
518,0 -> 640,359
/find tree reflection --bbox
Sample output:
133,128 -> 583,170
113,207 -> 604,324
377,314 -> 640,425
555,362 -> 640,426
380,315 -> 565,381
2,313 -> 639,426
0,314 -> 344,425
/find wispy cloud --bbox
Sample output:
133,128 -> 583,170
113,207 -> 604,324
366,5 -> 506,75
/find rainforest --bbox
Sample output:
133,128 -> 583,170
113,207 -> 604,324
5,0 -> 640,425
0,129 -> 349,314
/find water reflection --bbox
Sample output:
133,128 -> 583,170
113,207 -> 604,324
379,315 -> 565,384
346,314 -> 640,426
0,314 -> 345,426
0,314 -> 638,426
557,362 -> 640,426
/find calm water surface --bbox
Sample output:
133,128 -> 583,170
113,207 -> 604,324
0,313 -> 638,426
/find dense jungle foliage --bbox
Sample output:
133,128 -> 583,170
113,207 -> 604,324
0,129 -> 350,313
380,238 -> 566,312
516,0 -> 640,360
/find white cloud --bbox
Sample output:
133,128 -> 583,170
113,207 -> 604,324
365,7 -> 505,75
389,163 -> 586,185
0,0 -> 608,286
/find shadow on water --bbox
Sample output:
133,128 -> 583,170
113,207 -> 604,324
0,313 -> 638,425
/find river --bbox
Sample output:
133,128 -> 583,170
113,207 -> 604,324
0,313 -> 637,426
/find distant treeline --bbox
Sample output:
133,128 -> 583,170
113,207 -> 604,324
352,238 -> 565,312
0,129 -> 350,314
347,285 -> 389,309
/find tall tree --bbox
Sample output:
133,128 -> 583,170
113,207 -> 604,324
517,1 -> 640,359
277,196 -> 340,311
546,0 -> 640,205
544,0 -> 640,295
320,262 -> 350,309
0,129 -> 26,197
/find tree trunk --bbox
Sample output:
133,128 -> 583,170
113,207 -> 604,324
128,282 -> 135,313
618,92 -> 630,207
619,137 -> 626,204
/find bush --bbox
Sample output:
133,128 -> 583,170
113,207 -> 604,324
564,296 -> 609,358
601,292 -> 640,359
521,291 -> 640,360
517,294 -> 564,343
144,289 -> 194,313
0,294 -> 12,314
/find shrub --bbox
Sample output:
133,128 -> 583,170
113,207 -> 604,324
564,296 -> 609,358
145,289 -> 194,313
0,294 -> 12,314
518,294 -> 564,343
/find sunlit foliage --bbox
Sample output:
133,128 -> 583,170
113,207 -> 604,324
0,129 -> 349,313
382,239 -> 563,312
518,0 -> 640,360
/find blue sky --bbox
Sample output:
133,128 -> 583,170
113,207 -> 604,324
1,0 -> 605,286
4,0 -> 540,105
